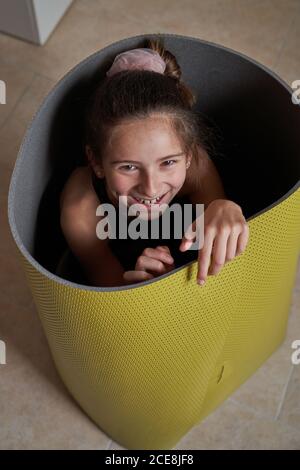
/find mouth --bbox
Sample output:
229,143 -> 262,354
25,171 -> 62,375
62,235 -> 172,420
129,191 -> 169,209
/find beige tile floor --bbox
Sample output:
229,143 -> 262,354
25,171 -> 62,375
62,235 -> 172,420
0,0 -> 299,450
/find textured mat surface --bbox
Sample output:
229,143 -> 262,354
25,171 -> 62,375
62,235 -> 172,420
17,187 -> 300,449
8,33 -> 300,449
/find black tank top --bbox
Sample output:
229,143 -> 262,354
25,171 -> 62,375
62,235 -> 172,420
91,172 -> 198,271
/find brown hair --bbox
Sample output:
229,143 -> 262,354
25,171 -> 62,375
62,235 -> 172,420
84,37 -> 212,169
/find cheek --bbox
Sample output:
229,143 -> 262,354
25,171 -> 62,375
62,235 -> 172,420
108,174 -> 131,193
168,168 -> 186,187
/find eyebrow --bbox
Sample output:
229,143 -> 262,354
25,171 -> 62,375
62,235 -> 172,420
110,152 -> 185,165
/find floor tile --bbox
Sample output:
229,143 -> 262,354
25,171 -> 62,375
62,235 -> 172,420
176,399 -> 300,449
0,60 -> 35,129
0,298 -> 110,450
273,6 -> 300,85
278,364 -> 300,431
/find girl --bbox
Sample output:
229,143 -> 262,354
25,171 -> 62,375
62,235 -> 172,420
60,38 -> 249,287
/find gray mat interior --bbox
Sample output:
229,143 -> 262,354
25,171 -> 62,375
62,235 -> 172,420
8,33 -> 300,288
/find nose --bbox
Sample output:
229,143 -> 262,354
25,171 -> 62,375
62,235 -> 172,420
139,171 -> 160,198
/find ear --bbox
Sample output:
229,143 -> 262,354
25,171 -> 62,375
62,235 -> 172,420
85,145 -> 105,178
85,145 -> 94,165
186,152 -> 192,169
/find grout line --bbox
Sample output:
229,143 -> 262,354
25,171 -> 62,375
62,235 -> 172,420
0,55 -> 60,89
106,439 -> 112,450
229,384 -> 300,435
274,365 -> 294,420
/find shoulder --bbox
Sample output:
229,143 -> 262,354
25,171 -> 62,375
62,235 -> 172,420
60,167 -> 112,284
59,165 -> 98,212
59,168 -> 124,286
60,166 -> 103,246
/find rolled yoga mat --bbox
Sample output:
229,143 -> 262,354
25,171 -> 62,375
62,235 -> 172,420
8,33 -> 300,449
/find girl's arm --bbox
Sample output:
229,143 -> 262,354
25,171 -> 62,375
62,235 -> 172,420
180,147 -> 249,286
60,201 -> 128,288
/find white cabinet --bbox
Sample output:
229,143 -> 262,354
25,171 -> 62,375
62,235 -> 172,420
0,0 -> 73,45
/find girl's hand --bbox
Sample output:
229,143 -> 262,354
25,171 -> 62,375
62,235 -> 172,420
123,245 -> 175,284
179,199 -> 249,285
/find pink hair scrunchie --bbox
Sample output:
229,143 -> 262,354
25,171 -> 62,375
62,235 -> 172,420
106,48 -> 166,77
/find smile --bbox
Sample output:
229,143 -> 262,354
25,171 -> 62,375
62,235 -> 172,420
130,191 -> 169,207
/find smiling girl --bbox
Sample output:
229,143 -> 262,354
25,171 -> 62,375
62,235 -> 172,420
59,38 -> 249,287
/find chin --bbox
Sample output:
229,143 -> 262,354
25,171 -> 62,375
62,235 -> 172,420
139,207 -> 167,221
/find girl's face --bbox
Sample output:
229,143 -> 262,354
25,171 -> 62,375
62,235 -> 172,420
92,115 -> 192,218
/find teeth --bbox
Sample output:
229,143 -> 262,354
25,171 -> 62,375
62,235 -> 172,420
136,196 -> 161,204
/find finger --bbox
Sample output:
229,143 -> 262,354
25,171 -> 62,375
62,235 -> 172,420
156,245 -> 172,255
142,247 -> 174,265
123,270 -> 154,283
136,255 -> 172,274
197,230 -> 215,285
225,229 -> 241,262
236,224 -> 249,256
208,229 -> 230,276
155,246 -> 174,263
179,221 -> 197,252
180,237 -> 194,252
157,245 -> 170,251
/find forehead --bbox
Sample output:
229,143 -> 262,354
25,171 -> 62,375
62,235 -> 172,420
107,115 -> 180,150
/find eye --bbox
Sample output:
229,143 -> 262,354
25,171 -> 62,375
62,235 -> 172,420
162,159 -> 177,166
119,164 -> 137,171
